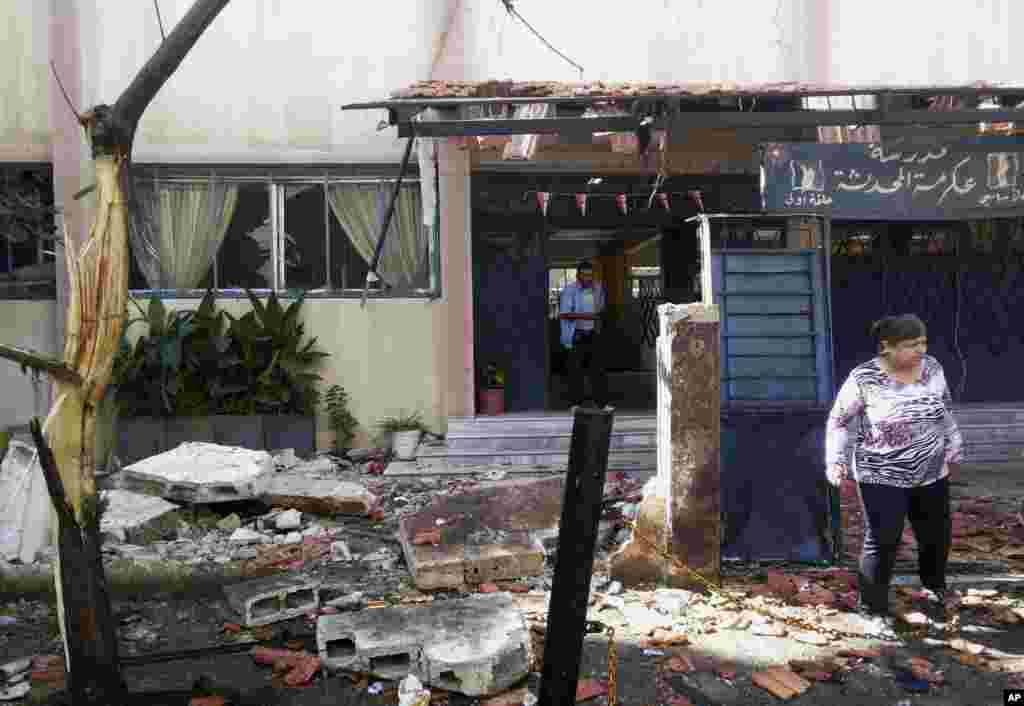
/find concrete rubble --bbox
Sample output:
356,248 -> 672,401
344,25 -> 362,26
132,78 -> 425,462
317,593 -> 531,696
397,477 -> 563,591
0,657 -> 32,702
259,474 -> 376,516
117,442 -> 275,503
99,489 -> 181,544
0,439 -> 51,564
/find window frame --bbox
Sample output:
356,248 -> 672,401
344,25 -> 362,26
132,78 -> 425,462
128,166 -> 440,300
0,163 -> 57,300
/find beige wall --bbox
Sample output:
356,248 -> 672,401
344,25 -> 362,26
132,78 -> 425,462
124,297 -> 439,451
0,300 -> 58,430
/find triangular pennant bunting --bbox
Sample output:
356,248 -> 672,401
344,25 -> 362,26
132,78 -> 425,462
656,192 -> 670,212
575,193 -> 588,216
536,191 -> 550,216
615,193 -> 628,215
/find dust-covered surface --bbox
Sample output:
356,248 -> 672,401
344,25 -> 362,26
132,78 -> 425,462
4,456 -> 1024,705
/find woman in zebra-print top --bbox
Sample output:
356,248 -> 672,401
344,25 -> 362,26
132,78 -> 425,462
825,314 -> 963,637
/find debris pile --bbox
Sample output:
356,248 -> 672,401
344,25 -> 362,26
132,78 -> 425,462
841,484 -> 1024,569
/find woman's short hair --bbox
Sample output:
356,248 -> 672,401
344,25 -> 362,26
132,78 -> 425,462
871,314 -> 927,345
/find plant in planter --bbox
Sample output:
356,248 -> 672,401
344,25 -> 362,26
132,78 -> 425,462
222,289 -> 328,454
478,361 -> 506,415
324,384 -> 359,454
111,288 -> 329,459
375,411 -> 426,460
113,296 -> 197,417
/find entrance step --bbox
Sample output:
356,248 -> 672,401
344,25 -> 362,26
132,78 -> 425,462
953,406 -> 1024,463
416,443 -> 657,471
439,413 -> 657,467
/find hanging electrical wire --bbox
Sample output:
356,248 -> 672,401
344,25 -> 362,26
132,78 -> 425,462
954,228 -> 967,401
154,0 -> 166,41
500,0 -> 584,79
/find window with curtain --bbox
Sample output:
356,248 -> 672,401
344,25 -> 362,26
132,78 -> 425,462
127,170 -> 438,297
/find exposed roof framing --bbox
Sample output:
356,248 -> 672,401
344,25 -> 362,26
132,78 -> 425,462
343,82 -> 1024,138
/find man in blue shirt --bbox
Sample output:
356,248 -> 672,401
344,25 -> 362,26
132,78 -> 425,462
559,261 -> 608,408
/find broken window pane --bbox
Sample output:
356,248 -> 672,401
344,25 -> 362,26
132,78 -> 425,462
282,184 -> 327,291
216,183 -> 272,290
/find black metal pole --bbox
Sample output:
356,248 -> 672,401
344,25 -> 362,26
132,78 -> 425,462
361,135 -> 415,307
538,406 -> 615,706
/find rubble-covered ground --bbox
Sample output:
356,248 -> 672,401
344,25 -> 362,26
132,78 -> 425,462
3,454 -> 1024,705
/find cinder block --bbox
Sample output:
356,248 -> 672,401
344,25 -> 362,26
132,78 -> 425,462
317,593 -> 531,696
224,575 -> 320,627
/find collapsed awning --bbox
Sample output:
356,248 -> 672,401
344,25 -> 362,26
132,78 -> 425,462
343,80 -> 1024,138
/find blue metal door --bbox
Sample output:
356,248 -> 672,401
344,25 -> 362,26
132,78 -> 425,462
711,250 -> 833,405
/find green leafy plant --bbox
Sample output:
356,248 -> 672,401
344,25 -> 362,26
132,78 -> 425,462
218,289 -> 329,415
112,288 -> 329,417
375,411 -> 426,434
324,384 -> 359,452
112,296 -> 197,416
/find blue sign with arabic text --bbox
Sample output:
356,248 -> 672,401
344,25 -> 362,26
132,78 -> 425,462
761,138 -> 1024,219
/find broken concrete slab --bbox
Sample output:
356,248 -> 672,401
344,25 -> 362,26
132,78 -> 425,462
0,657 -> 31,681
258,474 -> 376,516
317,593 -> 531,696
99,489 -> 180,544
119,443 -> 274,504
223,575 -> 320,627
398,477 -> 564,590
0,439 -> 51,564
0,682 -> 30,701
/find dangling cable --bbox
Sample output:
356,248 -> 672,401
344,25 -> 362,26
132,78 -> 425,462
954,230 -> 967,401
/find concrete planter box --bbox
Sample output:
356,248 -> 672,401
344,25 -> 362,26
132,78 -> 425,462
165,416 -> 215,449
392,430 -> 422,460
212,415 -> 264,449
263,415 -> 316,458
117,417 -> 165,466
116,414 -> 315,462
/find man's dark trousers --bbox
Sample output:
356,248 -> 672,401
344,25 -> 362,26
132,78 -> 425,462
567,330 -> 608,406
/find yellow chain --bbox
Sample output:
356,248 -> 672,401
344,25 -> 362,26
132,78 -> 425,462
606,626 -> 617,706
623,519 -> 956,642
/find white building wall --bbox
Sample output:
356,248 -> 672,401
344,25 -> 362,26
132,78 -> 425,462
75,0 -> 447,164
459,0 -> 1022,88
0,0 -> 51,160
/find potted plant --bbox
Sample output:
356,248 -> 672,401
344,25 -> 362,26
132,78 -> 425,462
478,362 -> 505,416
324,384 -> 359,454
376,411 -> 426,460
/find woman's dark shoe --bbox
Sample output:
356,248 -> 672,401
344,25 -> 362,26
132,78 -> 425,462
855,599 -> 901,640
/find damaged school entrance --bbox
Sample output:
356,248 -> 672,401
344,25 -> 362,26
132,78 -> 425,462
471,172 -> 762,414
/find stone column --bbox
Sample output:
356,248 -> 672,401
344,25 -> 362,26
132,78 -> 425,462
611,302 -> 720,588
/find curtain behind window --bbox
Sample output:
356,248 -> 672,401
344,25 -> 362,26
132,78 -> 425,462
129,177 -> 238,289
326,182 -> 427,290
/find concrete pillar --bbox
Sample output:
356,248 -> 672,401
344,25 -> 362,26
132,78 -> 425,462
431,139 -> 474,430
611,302 -> 720,588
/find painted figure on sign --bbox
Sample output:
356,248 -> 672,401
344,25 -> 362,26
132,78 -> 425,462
825,314 -> 963,639
559,261 -> 608,409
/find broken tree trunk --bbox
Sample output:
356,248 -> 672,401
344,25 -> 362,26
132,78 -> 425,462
0,0 -> 233,691
31,419 -> 126,705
